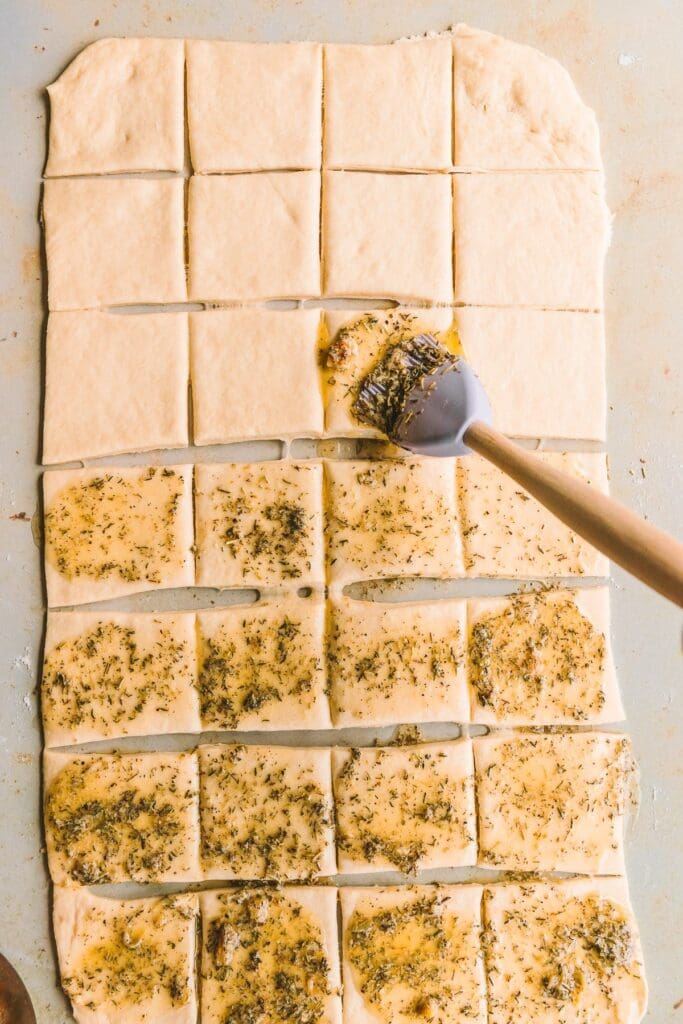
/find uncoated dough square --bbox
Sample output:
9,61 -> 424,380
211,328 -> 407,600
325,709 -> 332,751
188,172 -> 321,301
44,177 -> 187,310
187,40 -> 322,172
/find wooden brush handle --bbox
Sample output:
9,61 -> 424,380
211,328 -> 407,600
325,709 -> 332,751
464,420 -> 683,607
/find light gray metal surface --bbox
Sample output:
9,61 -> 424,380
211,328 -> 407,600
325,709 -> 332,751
0,1 -> 681,1021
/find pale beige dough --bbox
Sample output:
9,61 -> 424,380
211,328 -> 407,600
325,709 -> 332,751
453,171 -> 610,309
46,38 -> 185,176
188,172 -> 321,301
323,39 -> 452,171
190,308 -> 323,445
454,307 -> 606,441
483,878 -> 647,1024
43,464 -> 195,607
328,595 -> 468,728
187,41 -> 322,172
44,749 -> 201,886
322,171 -> 453,302
42,610 -> 199,747
340,884 -> 486,1024
200,887 -> 342,1024
53,888 -> 199,1024
474,730 -> 635,873
458,452 -> 609,578
44,177 -> 186,310
199,743 -> 336,881
453,24 -> 601,169
43,311 -> 189,464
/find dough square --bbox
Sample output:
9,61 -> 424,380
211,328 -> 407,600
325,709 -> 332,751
43,310 -> 189,464
328,595 -> 468,728
190,308 -> 323,445
188,172 -> 321,301
453,25 -> 601,170
454,307 -> 607,441
46,38 -> 185,176
467,587 -> 623,726
194,460 -> 324,589
197,595 -> 330,731
200,886 -> 342,1024
453,171 -> 610,309
187,41 -> 322,172
198,743 -> 336,881
323,39 -> 452,171
322,171 -> 453,302
458,452 -> 609,578
324,459 -> 463,585
43,464 -> 195,607
44,749 -> 201,885
474,730 -> 634,873
44,177 -> 186,310
483,878 -> 647,1024
333,739 -> 476,874
53,887 -> 199,1024
340,884 -> 486,1024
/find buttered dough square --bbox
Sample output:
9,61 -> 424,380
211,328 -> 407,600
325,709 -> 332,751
325,459 -> 462,585
187,41 -> 322,172
474,731 -> 635,873
44,177 -> 186,310
190,308 -> 323,445
333,740 -> 476,874
468,588 -> 623,726
200,887 -> 342,1024
53,888 -> 199,1024
458,452 -> 609,578
324,39 -> 452,170
197,595 -> 330,731
328,595 -> 468,728
195,460 -> 324,588
322,171 -> 453,302
199,744 -> 335,881
341,884 -> 486,1024
44,749 -> 201,885
43,310 -> 189,463
46,38 -> 184,176
453,172 -> 610,309
43,464 -> 195,607
188,172 -> 321,301
42,610 -> 199,747
483,878 -> 647,1024
454,307 -> 607,441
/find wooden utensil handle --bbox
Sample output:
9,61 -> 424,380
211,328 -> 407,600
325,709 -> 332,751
464,420 -> 683,607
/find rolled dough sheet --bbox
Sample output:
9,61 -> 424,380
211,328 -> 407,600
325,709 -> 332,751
458,452 -> 609,578
332,739 -> 476,874
43,310 -> 189,464
42,610 -> 200,747
453,171 -> 610,309
328,594 -> 468,728
43,749 -> 201,885
198,743 -> 336,881
46,38 -> 185,176
190,308 -> 323,445
187,172 -> 321,301
53,888 -> 199,1024
43,177 -> 186,310
187,40 -> 322,172
194,460 -> 324,589
199,886 -> 342,1024
323,39 -> 452,171
474,730 -> 634,873
43,464 -> 195,607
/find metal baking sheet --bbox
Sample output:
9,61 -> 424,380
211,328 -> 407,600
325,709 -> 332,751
0,2 -> 681,1020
